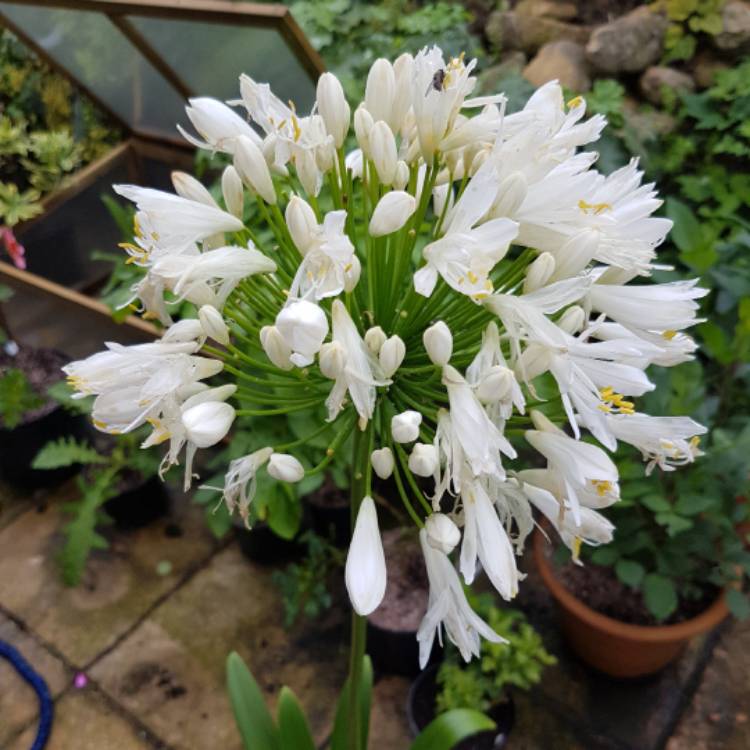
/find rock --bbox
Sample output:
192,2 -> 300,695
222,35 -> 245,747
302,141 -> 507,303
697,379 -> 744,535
479,51 -> 528,90
515,0 -> 578,20
486,10 -> 591,55
524,41 -> 591,93
714,1 -> 750,51
692,52 -> 729,88
639,66 -> 696,105
586,6 -> 668,73
623,97 -> 677,137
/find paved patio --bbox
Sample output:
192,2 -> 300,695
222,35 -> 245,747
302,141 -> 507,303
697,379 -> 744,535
0,479 -> 747,750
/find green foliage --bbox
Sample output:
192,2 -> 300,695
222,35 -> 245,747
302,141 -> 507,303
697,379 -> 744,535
0,368 -> 43,429
0,181 -> 42,226
272,531 -> 344,627
585,78 -> 627,129
436,596 -> 555,714
656,0 -> 725,63
46,379 -> 94,416
31,437 -> 105,469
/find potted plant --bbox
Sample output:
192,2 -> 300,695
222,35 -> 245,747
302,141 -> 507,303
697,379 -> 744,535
534,426 -> 750,678
408,596 -> 555,748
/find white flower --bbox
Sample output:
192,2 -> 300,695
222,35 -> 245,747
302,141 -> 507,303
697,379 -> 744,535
365,59 -> 396,130
369,121 -> 398,185
171,171 -> 218,207
364,326 -> 387,355
345,496 -> 387,615
409,442 -> 438,477
417,529 -> 504,668
325,300 -> 390,424
423,321 -> 453,365
425,513 -> 461,554
259,325 -> 293,371
392,410 -> 422,443
317,72 -> 350,148
369,191 -> 417,237
285,196 -> 318,255
379,335 -> 406,377
178,97 -> 262,154
182,400 -> 235,448
371,447 -> 395,479
319,341 -> 347,379
219,447 -> 273,524
276,299 -> 329,367
221,166 -> 244,219
523,252 -> 556,293
198,305 -> 230,346
267,453 -> 305,482
234,135 -> 277,204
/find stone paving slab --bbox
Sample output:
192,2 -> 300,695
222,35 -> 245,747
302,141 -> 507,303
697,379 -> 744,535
369,676 -> 412,749
5,688 -> 158,750
666,619 -> 750,750
0,488 -> 217,667
90,544 -> 349,750
0,614 -> 71,747
508,690 -> 588,750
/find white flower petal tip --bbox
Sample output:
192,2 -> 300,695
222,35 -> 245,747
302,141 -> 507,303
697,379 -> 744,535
267,453 -> 304,483
371,447 -> 395,479
425,513 -> 461,555
391,410 -> 422,443
345,496 -> 387,616
181,401 -> 235,448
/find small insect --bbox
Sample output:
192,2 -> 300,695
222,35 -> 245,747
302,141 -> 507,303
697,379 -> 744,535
425,69 -> 446,96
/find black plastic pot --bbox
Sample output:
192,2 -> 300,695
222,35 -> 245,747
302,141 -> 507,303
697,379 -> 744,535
0,407 -> 89,489
366,620 -> 442,679
103,474 -> 170,530
407,664 -> 515,749
234,521 -> 304,565
306,495 -> 350,547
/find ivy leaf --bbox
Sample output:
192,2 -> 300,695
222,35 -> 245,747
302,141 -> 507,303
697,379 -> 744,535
643,574 -> 678,621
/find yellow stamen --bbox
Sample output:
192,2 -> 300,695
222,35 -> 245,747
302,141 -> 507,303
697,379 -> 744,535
567,96 -> 584,109
572,536 -> 583,561
578,199 -> 612,215
662,330 -> 678,340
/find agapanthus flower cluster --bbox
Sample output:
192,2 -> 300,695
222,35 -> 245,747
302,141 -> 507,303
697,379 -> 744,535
65,48 -> 707,669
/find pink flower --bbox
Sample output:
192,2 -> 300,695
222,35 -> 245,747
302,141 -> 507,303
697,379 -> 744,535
1,227 -> 26,270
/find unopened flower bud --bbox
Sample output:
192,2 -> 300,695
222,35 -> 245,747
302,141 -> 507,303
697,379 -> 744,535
354,106 -> 374,155
391,53 -> 414,133
182,401 -> 235,448
369,121 -> 398,185
345,496 -> 386,615
552,230 -> 599,279
432,184 -> 453,220
369,191 -> 417,237
425,513 -> 461,554
260,325 -> 294,371
530,409 -> 559,434
423,321 -> 452,366
393,161 -> 410,191
221,165 -> 244,219
492,171 -> 527,218
319,341 -> 347,379
558,305 -> 586,334
379,335 -> 405,377
268,453 -> 304,482
365,59 -> 395,128
286,196 -> 318,255
276,300 -> 328,367
476,365 -> 514,403
371,447 -> 394,479
365,326 -> 387,355
392,410 -> 422,443
234,134 -> 276,204
343,254 -> 361,292
171,171 -> 216,206
198,304 -> 230,346
408,443 -> 438,477
523,252 -> 556,293
317,72 -> 350,148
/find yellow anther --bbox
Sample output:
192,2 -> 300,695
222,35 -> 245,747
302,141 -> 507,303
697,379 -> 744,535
578,199 -> 612,215
662,330 -> 678,340
689,436 -> 701,449
133,215 -> 143,238
291,114 -> 302,143
344,263 -> 353,273
567,96 -> 584,109
142,311 -> 159,321
591,479 -> 613,497
572,536 -> 583,561
467,271 -> 479,284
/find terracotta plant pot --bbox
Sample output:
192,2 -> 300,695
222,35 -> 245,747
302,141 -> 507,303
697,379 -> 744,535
533,530 -> 729,678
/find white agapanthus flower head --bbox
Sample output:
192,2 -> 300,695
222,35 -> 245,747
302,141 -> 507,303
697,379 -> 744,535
67,47 -> 708,669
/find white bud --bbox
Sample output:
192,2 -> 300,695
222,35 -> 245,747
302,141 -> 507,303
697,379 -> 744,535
343,254 -> 361,292
425,513 -> 461,555
285,196 -> 318,255
408,442 -> 438,477
468,148 -> 490,176
234,134 -> 277,204
345,496 -> 387,616
296,148 -> 323,197
345,148 -> 363,180
276,300 -> 329,367
432,184 -> 454,220
171,171 -> 216,206
492,171 -> 527,218
354,106 -> 374,155
551,230 -> 599,280
260,325 -> 293,371
523,252 -> 556,293
267,453 -> 304,483
393,161 -> 410,191
530,409 -> 560,434
319,341 -> 347,379
379,335 -> 406,377
391,53 -> 414,133
371,447 -> 394,479
365,59 -> 395,128
221,165 -> 244,219
369,121 -> 398,185
475,365 -> 514,403
423,321 -> 452,366
558,305 -> 586,334
317,72 -> 350,148
364,326 -> 387,355
198,304 -> 230,346
369,191 -> 417,237
391,410 -> 422,443
181,401 -> 235,448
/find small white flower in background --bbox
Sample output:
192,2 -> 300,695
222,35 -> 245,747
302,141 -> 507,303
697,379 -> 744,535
345,496 -> 387,615
267,453 -> 305,483
425,513 -> 461,554
392,410 -> 422,443
371,447 -> 395,479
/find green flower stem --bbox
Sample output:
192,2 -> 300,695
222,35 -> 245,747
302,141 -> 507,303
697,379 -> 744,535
393,442 -> 433,515
272,419 -> 333,452
235,399 -> 321,416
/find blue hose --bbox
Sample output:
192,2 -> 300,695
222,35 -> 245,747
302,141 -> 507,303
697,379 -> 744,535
0,639 -> 54,749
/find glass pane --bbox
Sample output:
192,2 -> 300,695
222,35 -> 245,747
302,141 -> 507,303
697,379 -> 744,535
1,4 -> 186,137
127,16 -> 316,117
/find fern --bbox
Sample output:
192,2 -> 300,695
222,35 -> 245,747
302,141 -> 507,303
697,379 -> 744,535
32,437 -> 105,469
0,369 -> 43,428
47,379 -> 93,415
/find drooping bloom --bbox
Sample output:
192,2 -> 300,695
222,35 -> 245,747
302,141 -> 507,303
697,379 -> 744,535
345,496 -> 387,615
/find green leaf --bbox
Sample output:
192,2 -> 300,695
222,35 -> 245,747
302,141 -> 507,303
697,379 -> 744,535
0,369 -> 44,429
47,380 -> 93,415
590,546 -> 619,566
615,559 -> 646,588
643,574 -> 678,621
204,502 -> 233,540
32,437 -> 105,469
226,652 -> 280,750
674,493 -> 716,516
640,494 -> 672,513
267,483 -> 302,541
330,656 -> 373,750
409,709 -> 496,750
277,687 -> 315,750
726,589 -> 750,620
